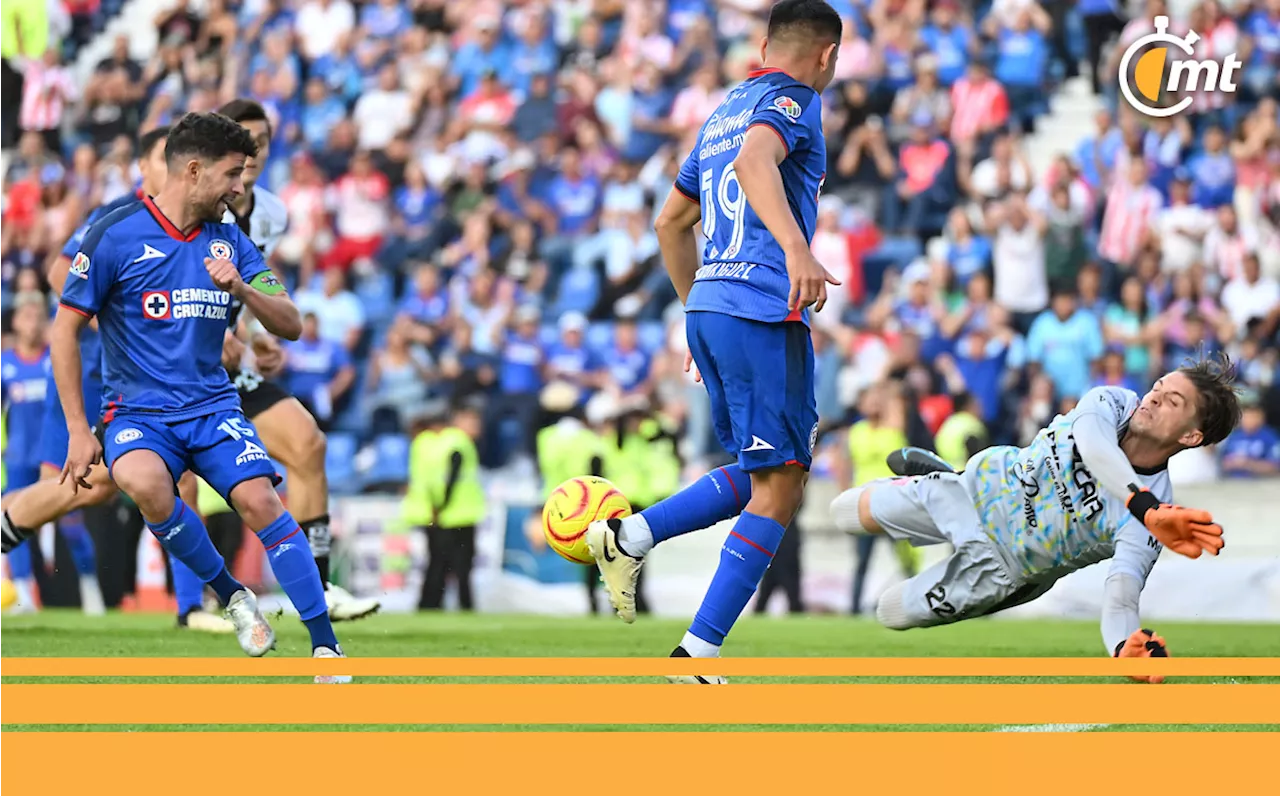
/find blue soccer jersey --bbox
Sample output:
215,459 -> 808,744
674,67 -> 827,325
60,196 -> 271,422
1,347 -> 51,473
58,192 -> 142,392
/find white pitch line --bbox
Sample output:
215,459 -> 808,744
995,724 -> 1110,733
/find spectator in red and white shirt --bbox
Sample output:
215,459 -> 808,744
616,8 -> 675,74
1203,204 -> 1259,282
277,153 -> 332,269
949,60 -> 1008,156
323,150 -> 391,271
669,63 -> 726,137
1099,158 -> 1163,271
19,48 -> 77,155
458,69 -> 518,133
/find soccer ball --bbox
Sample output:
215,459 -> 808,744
542,476 -> 632,564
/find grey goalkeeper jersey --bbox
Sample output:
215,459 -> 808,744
960,386 -> 1170,586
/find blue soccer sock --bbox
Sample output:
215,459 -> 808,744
625,465 -> 752,556
59,511 -> 97,577
257,512 -> 338,651
686,511 -> 787,649
7,540 -> 34,580
169,554 -> 207,616
147,502 -> 243,606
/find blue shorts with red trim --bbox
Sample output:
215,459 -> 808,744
103,409 -> 280,500
685,310 -> 817,473
37,375 -> 103,469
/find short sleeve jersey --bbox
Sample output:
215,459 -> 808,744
674,67 -> 827,325
60,196 -> 272,421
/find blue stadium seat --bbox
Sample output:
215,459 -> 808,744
361,433 -> 410,491
552,267 -> 600,318
638,321 -> 665,353
585,322 -> 613,352
325,432 -> 359,495
862,237 -> 924,297
355,270 -> 397,329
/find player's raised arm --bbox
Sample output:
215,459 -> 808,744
206,228 -> 301,341
1074,370 -> 1239,558
654,184 -> 703,304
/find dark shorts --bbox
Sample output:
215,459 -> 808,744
228,368 -> 293,419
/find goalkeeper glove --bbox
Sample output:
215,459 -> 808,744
1126,488 -> 1224,558
1114,628 -> 1169,684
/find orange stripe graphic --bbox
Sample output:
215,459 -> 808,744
4,657 -> 1280,677
4,684 -> 1276,725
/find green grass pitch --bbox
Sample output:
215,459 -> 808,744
3,610 -> 1277,732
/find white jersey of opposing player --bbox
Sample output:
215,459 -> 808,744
223,185 -> 289,378
960,386 -> 1170,585
223,185 -> 288,258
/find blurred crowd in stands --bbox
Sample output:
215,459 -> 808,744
2,0 -> 1279,497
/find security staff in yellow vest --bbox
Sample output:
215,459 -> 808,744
410,402 -> 486,611
933,392 -> 989,471
403,403 -> 447,534
602,405 -> 683,615
536,383 -> 608,613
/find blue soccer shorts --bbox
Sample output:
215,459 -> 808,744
37,376 -> 102,470
103,410 -> 280,500
686,311 -> 818,473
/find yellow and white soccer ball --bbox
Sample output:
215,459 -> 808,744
1,578 -> 17,611
541,476 -> 632,564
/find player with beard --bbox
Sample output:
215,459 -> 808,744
164,99 -> 380,625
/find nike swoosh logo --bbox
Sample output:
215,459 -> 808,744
602,540 -> 617,563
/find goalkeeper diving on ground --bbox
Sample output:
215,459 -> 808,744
830,354 -> 1242,682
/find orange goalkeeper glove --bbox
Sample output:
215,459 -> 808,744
1126,488 -> 1224,559
1114,628 -> 1169,684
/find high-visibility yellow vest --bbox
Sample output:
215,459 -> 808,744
429,427 -> 485,529
537,420 -> 603,500
604,430 -> 648,506
847,421 -> 907,487
639,417 -> 680,506
197,476 -> 234,517
403,430 -> 438,526
935,411 -> 988,471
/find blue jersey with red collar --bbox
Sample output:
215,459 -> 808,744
2,347 -> 50,469
60,196 -> 271,422
674,67 -> 827,325
59,192 -> 144,390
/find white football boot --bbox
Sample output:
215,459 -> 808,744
313,646 -> 352,684
225,589 -> 276,656
665,646 -> 728,685
585,518 -> 643,623
326,582 -> 380,621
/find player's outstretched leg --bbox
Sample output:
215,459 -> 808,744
2,464 -> 118,554
112,449 -> 273,657
586,463 -> 751,623
227,478 -> 349,683
255,398 -> 380,621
